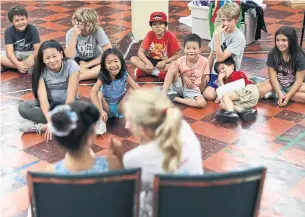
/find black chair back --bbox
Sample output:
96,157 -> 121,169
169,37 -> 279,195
153,167 -> 266,217
27,168 -> 141,217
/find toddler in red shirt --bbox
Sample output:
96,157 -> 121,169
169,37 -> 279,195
130,12 -> 181,81
214,57 -> 259,123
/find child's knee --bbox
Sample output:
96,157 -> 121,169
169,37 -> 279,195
195,96 -> 206,108
203,88 -> 216,101
130,56 -> 138,65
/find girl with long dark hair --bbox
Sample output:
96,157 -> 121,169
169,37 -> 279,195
258,26 -> 305,106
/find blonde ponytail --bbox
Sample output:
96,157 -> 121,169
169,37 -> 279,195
124,89 -> 183,173
155,107 -> 182,172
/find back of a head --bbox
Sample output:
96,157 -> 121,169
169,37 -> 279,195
72,8 -> 98,33
8,5 -> 28,22
49,101 -> 100,152
184,33 -> 202,48
124,89 -> 182,172
219,2 -> 240,20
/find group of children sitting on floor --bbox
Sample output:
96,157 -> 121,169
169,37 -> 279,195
1,2 -> 304,217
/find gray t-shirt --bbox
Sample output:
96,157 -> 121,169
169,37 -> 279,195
65,26 -> 109,60
209,28 -> 246,74
41,59 -> 80,103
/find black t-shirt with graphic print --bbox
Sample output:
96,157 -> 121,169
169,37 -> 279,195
4,24 -> 40,52
267,50 -> 305,88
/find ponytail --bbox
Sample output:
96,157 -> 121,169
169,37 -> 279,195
155,107 -> 182,172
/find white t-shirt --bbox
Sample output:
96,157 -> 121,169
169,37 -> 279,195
123,120 -> 203,217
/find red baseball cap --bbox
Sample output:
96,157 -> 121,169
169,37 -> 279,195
149,12 -> 167,23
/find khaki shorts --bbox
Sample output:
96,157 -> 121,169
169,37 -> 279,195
1,50 -> 33,61
234,84 -> 259,109
168,76 -> 202,99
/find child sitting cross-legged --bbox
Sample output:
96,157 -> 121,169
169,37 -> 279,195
162,34 -> 209,108
214,57 -> 259,123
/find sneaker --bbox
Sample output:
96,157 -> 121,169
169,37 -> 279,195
215,110 -> 239,123
158,71 -> 166,81
134,68 -> 148,78
19,121 -> 42,135
238,108 -> 257,121
167,91 -> 178,102
96,120 -> 107,135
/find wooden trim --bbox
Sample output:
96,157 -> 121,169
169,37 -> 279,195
152,177 -> 160,217
253,168 -> 267,217
159,174 -> 263,187
31,174 -> 138,184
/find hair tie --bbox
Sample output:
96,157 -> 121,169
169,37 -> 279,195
48,105 -> 78,137
163,108 -> 168,113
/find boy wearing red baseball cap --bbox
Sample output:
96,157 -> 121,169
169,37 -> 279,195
130,12 -> 181,81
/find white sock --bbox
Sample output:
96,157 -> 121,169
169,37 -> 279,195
151,68 -> 160,77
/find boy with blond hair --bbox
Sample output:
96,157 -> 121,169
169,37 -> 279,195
65,8 -> 112,81
203,2 -> 246,101
1,5 -> 40,73
130,12 -> 181,81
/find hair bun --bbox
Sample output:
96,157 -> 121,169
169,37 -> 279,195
80,104 -> 100,125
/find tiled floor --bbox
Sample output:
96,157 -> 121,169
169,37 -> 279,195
1,0 -> 305,217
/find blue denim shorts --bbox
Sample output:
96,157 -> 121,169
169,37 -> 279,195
108,103 -> 124,118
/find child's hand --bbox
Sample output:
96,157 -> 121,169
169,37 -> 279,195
109,137 -> 124,161
100,110 -> 108,122
214,25 -> 228,35
72,26 -> 81,36
145,62 -> 154,73
17,62 -> 27,73
156,60 -> 167,69
24,56 -> 34,69
279,94 -> 290,107
182,75 -> 194,89
218,72 -> 226,81
277,93 -> 286,107
215,97 -> 221,103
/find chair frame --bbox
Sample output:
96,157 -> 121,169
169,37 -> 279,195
152,167 -> 266,217
27,168 -> 142,217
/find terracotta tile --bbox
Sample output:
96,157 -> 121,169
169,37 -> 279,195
85,3 -> 104,9
40,31 -> 66,42
108,20 -> 131,29
95,132 -> 124,148
286,103 -> 305,115
261,190 -> 283,209
257,100 -> 284,117
44,5 -> 71,13
40,13 -> 70,22
289,178 -> 305,201
280,147 -> 305,167
253,118 -> 295,139
285,13 -> 305,23
21,160 -> 50,175
108,10 -> 131,19
106,3 -> 130,10
191,121 -> 239,144
274,110 -> 305,123
77,85 -> 92,98
299,119 -> 305,127
24,6 -> 39,11
38,22 -> 69,31
203,151 -> 245,172
20,92 -> 35,101
197,133 -> 228,160
0,186 -> 29,217
0,72 -> 20,81
183,102 -> 217,120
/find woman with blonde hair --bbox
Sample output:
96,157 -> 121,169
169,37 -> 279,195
65,8 -> 112,81
110,88 -> 203,217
